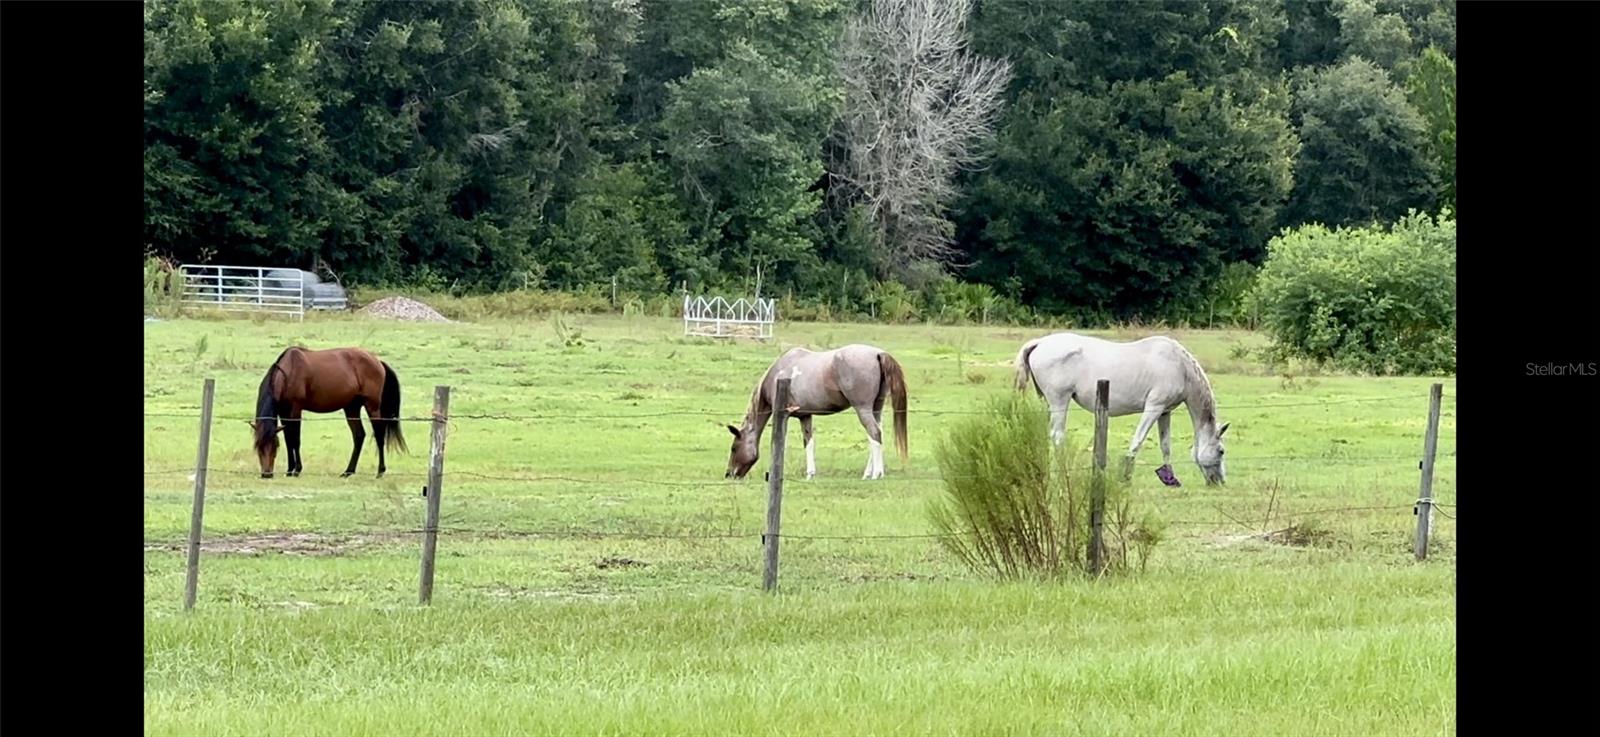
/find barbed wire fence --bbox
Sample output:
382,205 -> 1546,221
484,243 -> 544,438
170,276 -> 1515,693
153,380 -> 1454,609
141,390 -> 1453,423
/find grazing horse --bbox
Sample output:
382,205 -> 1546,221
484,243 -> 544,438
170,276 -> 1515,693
251,346 -> 407,479
725,344 -> 908,480
1013,333 -> 1229,486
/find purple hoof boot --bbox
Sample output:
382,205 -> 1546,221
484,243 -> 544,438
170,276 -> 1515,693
1155,465 -> 1182,488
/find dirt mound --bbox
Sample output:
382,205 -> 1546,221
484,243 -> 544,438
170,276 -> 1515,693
359,296 -> 451,322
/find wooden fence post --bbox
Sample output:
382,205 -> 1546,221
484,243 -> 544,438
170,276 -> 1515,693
418,385 -> 451,605
183,378 -> 215,611
762,377 -> 791,593
1088,379 -> 1110,577
1414,383 -> 1443,561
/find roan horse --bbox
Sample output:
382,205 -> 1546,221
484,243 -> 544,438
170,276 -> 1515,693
251,346 -> 407,478
1013,333 -> 1229,486
726,344 -> 908,480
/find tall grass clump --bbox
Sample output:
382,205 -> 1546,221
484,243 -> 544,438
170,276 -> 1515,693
144,255 -> 180,315
928,393 -> 1163,579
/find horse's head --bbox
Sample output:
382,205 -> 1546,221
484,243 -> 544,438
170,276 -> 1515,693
725,424 -> 759,479
249,420 -> 284,478
1193,421 -> 1229,486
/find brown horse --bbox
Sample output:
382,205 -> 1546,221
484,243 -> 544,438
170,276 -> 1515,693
251,347 -> 407,478
725,344 -> 908,480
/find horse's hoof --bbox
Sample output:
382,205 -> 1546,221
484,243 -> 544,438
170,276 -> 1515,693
1155,465 -> 1181,488
340,472 -> 354,478
376,472 -> 385,479
261,473 -> 273,479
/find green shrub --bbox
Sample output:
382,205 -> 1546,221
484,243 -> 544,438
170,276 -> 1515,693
1198,261 -> 1261,329
928,392 -> 1162,579
1249,211 -> 1455,375
144,255 -> 180,315
867,280 -> 922,323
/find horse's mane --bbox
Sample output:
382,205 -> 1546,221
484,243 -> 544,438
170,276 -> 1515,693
1174,342 -> 1218,426
741,364 -> 774,431
253,348 -> 294,452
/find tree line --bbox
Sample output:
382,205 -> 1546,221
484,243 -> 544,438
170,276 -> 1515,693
145,0 -> 1455,323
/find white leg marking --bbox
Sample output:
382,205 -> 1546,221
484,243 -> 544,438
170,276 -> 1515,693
864,439 -> 884,479
806,436 -> 817,480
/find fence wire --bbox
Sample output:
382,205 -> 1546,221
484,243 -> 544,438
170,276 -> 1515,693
144,392 -> 1455,558
141,391 -> 1457,425
144,452 -> 1457,485
144,498 -> 1451,553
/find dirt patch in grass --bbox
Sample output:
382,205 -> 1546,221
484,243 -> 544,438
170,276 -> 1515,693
483,586 -> 626,601
143,532 -> 387,556
1263,523 -> 1340,548
1204,522 -> 1344,550
595,556 -> 649,570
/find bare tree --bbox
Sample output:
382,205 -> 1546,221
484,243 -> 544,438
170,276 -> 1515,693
834,0 -> 1012,273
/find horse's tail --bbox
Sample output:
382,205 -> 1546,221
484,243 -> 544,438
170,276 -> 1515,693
380,362 -> 408,454
878,352 -> 909,464
1014,339 -> 1044,396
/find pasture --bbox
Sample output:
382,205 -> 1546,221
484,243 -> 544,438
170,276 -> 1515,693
143,313 -> 1456,736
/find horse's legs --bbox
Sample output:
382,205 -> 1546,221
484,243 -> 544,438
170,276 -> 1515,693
800,415 -> 817,480
855,406 -> 884,480
1157,412 -> 1173,467
366,398 -> 387,478
283,413 -> 303,477
341,400 -> 366,478
872,390 -> 885,435
1122,405 -> 1166,480
1049,395 -> 1070,447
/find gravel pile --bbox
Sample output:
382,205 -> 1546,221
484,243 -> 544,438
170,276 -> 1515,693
359,296 -> 452,322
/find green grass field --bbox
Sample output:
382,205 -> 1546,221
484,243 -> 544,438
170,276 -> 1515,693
144,312 -> 1455,736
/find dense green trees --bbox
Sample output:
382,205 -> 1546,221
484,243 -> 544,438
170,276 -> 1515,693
1283,57 -> 1437,228
955,0 -> 1298,319
144,0 -> 1456,326
1405,46 -> 1456,214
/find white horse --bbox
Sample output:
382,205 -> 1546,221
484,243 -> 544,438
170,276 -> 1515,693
1013,333 -> 1229,486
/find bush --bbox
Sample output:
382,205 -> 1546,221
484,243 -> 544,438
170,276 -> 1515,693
1196,261 -> 1261,329
928,392 -> 1163,579
1249,211 -> 1455,375
912,275 -> 1040,326
144,255 -> 180,315
866,280 -> 922,323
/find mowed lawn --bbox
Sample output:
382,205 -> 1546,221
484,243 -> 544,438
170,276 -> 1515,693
144,312 -> 1456,736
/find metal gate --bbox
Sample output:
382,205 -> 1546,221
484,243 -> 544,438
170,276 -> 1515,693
178,265 -> 348,320
682,295 -> 777,340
